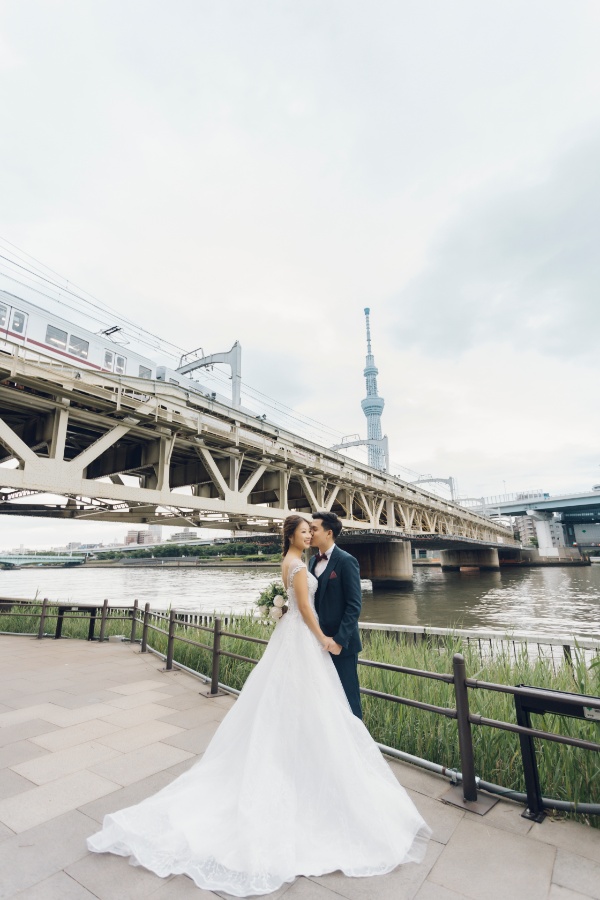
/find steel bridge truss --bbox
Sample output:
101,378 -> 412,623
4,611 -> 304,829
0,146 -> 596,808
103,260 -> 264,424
0,348 -> 516,547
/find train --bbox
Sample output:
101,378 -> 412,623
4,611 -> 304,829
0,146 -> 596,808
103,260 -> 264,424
0,289 -> 230,404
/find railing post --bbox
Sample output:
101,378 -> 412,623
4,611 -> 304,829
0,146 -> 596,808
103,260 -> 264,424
209,617 -> 222,695
99,599 -> 109,643
166,609 -> 176,670
37,598 -> 48,640
514,692 -> 546,822
141,603 -> 150,652
452,653 -> 478,802
54,605 -> 66,639
130,599 -> 139,644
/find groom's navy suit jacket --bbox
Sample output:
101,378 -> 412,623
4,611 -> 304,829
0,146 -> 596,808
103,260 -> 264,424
309,545 -> 362,657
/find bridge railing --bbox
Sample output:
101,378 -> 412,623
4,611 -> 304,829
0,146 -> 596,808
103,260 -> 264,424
1,597 -> 598,821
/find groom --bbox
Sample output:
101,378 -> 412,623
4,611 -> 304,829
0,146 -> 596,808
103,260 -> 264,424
309,511 -> 363,719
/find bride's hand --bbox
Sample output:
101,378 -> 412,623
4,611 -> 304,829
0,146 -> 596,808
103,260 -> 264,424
321,636 -> 335,652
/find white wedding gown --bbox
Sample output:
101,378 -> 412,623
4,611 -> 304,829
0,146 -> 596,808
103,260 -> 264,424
87,563 -> 431,896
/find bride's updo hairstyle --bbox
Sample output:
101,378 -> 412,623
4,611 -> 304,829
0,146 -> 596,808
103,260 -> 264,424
282,515 -> 308,555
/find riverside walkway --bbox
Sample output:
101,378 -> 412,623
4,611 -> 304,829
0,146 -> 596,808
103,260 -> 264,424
0,636 -> 598,900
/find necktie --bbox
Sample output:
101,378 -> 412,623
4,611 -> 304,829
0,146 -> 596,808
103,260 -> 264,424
315,553 -> 328,564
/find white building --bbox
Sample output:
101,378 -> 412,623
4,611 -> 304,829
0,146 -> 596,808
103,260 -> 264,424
515,514 -> 566,550
514,516 -> 537,545
169,528 -> 196,542
125,529 -> 155,545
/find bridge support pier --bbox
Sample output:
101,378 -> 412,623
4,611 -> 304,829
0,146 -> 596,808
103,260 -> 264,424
440,548 -> 500,572
346,540 -> 413,589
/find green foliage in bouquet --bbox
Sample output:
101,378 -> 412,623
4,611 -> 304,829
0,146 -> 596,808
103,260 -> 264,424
256,581 -> 288,620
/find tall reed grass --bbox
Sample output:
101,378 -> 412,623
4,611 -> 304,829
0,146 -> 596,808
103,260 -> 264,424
2,602 -> 598,826
359,629 -> 600,827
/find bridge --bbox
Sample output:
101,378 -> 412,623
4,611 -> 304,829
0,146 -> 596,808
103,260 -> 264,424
0,345 -> 518,587
0,553 -> 86,568
460,490 -> 600,518
459,490 -> 600,559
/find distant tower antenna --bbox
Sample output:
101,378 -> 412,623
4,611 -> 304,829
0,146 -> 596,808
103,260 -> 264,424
361,308 -> 386,470
330,308 -> 389,470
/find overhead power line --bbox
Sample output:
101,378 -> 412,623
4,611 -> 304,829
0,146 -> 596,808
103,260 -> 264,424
0,240 -> 183,358
0,240 -> 437,490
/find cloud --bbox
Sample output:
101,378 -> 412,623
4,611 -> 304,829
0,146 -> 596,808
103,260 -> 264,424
1,0 -> 600,548
393,129 -> 600,359
364,334 -> 600,502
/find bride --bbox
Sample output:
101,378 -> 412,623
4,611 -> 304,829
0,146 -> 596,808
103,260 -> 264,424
87,514 -> 431,896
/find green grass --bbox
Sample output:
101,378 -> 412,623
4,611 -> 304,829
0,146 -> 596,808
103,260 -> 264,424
1,603 -> 599,826
359,630 -> 600,826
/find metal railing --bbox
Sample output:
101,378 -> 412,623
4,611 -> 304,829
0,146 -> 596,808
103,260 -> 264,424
357,622 -> 600,669
0,597 -> 140,643
4,596 -> 598,667
1,598 -> 599,821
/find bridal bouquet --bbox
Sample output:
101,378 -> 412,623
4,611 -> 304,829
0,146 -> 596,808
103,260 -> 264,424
256,581 -> 288,621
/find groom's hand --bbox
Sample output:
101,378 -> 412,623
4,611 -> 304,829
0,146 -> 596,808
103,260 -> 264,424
329,641 -> 342,656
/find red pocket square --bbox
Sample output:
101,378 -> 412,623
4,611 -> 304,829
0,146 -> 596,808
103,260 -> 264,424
329,571 -> 338,579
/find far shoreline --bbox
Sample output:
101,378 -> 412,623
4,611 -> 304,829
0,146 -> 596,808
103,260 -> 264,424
1,559 -> 282,571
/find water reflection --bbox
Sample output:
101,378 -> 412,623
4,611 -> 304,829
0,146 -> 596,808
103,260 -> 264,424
0,563 -> 598,638
361,566 -> 600,637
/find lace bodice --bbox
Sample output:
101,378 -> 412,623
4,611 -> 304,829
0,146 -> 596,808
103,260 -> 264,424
284,561 -> 318,617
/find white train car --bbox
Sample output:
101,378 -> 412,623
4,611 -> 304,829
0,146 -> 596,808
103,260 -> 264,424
0,290 -> 159,379
0,290 -> 237,408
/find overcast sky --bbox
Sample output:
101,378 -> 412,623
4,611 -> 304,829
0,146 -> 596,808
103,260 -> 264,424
1,1 -> 599,549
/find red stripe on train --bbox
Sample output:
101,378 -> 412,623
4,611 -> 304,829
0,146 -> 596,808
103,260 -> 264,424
24,336 -> 103,369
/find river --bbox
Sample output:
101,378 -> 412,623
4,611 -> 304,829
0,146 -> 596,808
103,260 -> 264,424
1,563 -> 599,638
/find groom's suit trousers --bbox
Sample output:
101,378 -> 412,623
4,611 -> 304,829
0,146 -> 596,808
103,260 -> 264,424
330,652 -> 362,719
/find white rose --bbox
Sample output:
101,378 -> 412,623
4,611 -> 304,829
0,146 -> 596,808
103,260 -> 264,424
270,607 -> 283,620
273,595 -> 284,608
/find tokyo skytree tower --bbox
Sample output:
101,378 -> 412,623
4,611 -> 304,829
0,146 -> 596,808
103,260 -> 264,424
361,307 -> 386,470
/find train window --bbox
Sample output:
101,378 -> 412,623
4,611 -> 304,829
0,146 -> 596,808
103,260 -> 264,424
68,334 -> 89,359
139,365 -> 152,379
11,310 -> 27,335
46,324 -> 67,350
103,350 -> 114,370
114,355 -> 126,375
0,304 -> 7,328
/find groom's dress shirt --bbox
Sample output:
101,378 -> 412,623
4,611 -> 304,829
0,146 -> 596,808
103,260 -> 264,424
314,546 -> 334,579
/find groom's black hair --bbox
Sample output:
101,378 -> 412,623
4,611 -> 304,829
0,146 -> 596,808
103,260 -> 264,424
312,511 -> 343,539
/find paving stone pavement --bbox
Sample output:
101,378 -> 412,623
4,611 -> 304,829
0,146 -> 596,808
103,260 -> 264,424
0,635 -> 598,900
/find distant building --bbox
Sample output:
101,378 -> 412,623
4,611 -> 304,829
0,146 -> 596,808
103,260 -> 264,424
515,514 -> 566,549
514,516 -> 537,545
169,528 -> 196,542
412,548 -> 438,561
126,529 -> 155,545
569,522 -> 600,548
548,519 -> 567,548
148,524 -> 163,542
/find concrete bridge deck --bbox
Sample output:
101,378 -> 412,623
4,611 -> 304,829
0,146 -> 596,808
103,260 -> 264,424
0,636 -> 598,900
